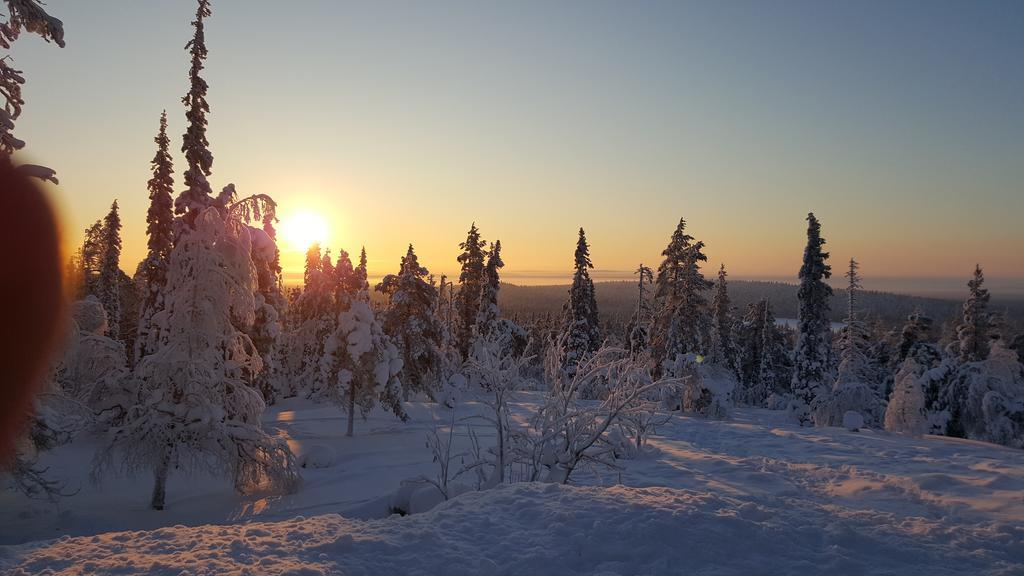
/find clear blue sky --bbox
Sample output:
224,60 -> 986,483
9,1 -> 1024,293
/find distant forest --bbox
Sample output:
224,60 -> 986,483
499,280 -> 1024,330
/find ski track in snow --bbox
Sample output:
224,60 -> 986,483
1,393 -> 1022,575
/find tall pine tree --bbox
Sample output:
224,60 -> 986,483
650,219 -> 712,369
812,258 -> 881,427
791,212 -> 834,424
98,201 -> 122,341
455,223 -> 487,359
627,263 -> 653,357
956,264 -> 991,363
175,0 -> 214,228
707,263 -> 736,371
136,110 -> 176,361
557,228 -> 601,379
377,244 -> 446,400
475,239 -> 504,342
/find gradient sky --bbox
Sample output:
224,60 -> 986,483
9,1 -> 1024,293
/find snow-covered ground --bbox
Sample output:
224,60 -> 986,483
2,394 -> 1022,575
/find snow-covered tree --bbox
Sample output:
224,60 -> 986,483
707,264 -> 736,371
661,352 -> 735,419
756,300 -> 791,405
555,228 -> 601,382
79,219 -> 104,298
321,294 -> 406,437
626,263 -> 653,358
896,309 -> 935,365
455,223 -> 487,359
377,244 -> 446,400
95,208 -> 299,510
57,297 -> 132,421
243,207 -> 285,404
97,201 -> 122,342
135,111 -> 176,363
0,0 -> 64,180
734,299 -> 789,406
175,0 -> 215,228
650,219 -> 711,369
812,259 -> 881,427
475,240 -> 503,341
943,342 -> 1024,448
790,213 -> 834,424
280,243 -> 337,397
884,358 -> 929,436
955,265 -> 991,363
463,336 -> 532,487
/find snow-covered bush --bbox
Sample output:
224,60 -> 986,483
298,444 -> 336,469
518,347 -> 676,484
662,353 -> 734,419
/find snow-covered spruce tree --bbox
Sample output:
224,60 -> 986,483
955,265 -> 992,363
233,198 -> 285,404
321,288 -> 406,437
0,0 -> 64,183
471,239 -> 527,359
884,358 -> 929,436
812,259 -> 881,427
475,240 -> 503,341
95,207 -> 299,510
135,111 -> 176,363
943,341 -> 1024,448
376,244 -> 446,400
455,223 -> 487,359
790,212 -> 835,425
285,243 -> 337,398
896,309 -> 935,365
174,0 -> 215,229
58,297 -> 132,421
650,219 -> 712,370
97,201 -> 122,342
79,219 -> 104,298
757,306 -> 785,405
707,264 -> 736,372
555,228 -> 601,383
626,263 -> 653,358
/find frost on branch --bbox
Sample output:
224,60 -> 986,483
1,0 -> 65,176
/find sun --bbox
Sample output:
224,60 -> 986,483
278,211 -> 329,251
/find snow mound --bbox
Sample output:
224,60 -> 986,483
298,444 -> 336,469
3,482 -> 1020,576
843,410 -> 865,431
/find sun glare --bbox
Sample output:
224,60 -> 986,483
279,211 -> 329,251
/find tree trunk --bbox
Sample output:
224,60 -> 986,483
150,451 -> 170,510
346,381 -> 356,437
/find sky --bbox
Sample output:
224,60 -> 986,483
9,1 -> 1024,295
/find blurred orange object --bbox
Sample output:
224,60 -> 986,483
0,160 -> 65,460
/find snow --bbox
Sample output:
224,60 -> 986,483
2,395 -> 1023,574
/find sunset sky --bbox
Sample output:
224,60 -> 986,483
10,1 -> 1023,293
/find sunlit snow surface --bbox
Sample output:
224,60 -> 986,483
2,393 -> 1022,575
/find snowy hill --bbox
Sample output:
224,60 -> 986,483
2,395 -> 1022,575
